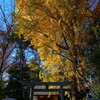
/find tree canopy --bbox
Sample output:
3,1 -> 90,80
16,0 -> 93,81
7,0 -> 100,99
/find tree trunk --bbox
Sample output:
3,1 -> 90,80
71,45 -> 79,100
71,85 -> 79,100
0,73 -> 3,90
71,77 -> 79,100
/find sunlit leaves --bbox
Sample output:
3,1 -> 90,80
15,0 -> 98,90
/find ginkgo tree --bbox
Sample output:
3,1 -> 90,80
15,0 -> 98,99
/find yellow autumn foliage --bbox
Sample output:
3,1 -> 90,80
15,0 -> 96,93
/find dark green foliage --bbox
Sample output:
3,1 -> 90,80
92,79 -> 100,98
4,80 -> 24,100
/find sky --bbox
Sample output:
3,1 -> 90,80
0,0 -> 15,30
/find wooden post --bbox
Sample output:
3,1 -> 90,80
46,85 -> 48,89
60,85 -> 64,100
29,86 -> 33,100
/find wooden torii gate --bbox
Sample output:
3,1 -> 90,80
21,81 -> 74,100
